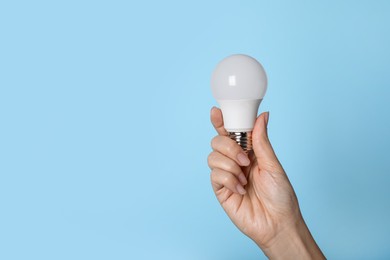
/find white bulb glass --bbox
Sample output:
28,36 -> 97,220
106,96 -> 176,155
211,54 -> 268,151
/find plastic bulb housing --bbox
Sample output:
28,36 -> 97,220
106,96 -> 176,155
211,54 -> 267,152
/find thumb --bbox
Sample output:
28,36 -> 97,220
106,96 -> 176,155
252,112 -> 282,172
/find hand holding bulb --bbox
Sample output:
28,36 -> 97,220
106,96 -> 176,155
208,55 -> 325,259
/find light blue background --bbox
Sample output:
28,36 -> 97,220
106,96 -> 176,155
1,1 -> 390,259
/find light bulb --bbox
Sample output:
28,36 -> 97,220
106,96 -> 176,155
211,54 -> 268,152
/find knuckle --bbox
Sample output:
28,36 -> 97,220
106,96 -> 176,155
226,161 -> 236,173
226,142 -> 239,156
210,136 -> 219,149
210,170 -> 216,182
207,152 -> 215,166
225,144 -> 232,153
222,175 -> 231,185
226,143 -> 235,155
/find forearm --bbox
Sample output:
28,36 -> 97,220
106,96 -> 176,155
259,219 -> 325,260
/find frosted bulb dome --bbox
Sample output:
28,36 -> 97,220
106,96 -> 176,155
211,54 -> 267,100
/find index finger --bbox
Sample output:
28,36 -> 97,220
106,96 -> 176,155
210,107 -> 228,136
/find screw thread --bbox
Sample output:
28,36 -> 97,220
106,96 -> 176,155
228,131 -> 252,153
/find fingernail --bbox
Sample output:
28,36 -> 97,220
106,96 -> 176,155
265,111 -> 269,126
237,152 -> 250,166
236,184 -> 246,195
238,173 -> 247,185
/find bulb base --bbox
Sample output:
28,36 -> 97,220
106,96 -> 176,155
229,131 -> 252,153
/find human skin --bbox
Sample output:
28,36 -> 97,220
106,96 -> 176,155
207,107 -> 325,259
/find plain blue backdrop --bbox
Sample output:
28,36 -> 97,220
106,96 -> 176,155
1,1 -> 390,259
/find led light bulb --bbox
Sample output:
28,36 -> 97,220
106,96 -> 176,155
211,54 -> 267,152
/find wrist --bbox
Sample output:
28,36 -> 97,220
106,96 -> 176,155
259,218 -> 325,260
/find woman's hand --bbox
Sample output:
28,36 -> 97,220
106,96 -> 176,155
208,107 -> 325,259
